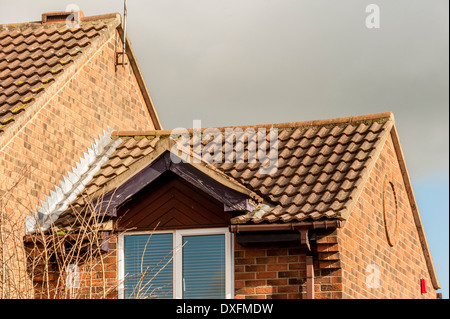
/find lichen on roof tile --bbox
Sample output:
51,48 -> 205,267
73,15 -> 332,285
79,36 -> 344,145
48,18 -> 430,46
0,14 -> 118,135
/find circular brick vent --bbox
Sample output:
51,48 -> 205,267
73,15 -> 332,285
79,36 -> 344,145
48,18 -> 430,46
383,175 -> 398,246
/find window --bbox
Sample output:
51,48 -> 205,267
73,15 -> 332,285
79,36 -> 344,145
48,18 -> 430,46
118,228 -> 233,299
122,233 -> 174,299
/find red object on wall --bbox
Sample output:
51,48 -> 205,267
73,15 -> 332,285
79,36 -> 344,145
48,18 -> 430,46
421,279 -> 427,293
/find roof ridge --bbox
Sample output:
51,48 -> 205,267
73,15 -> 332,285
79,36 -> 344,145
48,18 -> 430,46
81,13 -> 121,23
0,12 -> 120,30
112,112 -> 395,138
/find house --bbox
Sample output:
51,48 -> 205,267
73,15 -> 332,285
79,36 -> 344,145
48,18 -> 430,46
25,111 -> 441,299
0,10 -> 161,297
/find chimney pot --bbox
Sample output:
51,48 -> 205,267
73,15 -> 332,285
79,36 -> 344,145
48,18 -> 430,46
42,10 -> 85,25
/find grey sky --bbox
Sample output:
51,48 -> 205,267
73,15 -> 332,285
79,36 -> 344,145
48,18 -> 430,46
135,0 -> 449,181
1,0 -> 449,297
1,0 -> 447,179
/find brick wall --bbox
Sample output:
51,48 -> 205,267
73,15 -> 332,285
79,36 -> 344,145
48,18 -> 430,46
232,131 -> 438,300
32,234 -> 119,299
234,240 -> 342,299
18,126 -> 438,299
339,133 -> 437,299
0,28 -> 154,210
0,28 -> 156,298
34,235 -> 344,299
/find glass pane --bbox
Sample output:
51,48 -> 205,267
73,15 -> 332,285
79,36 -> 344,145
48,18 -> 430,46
182,234 -> 225,299
124,233 -> 173,299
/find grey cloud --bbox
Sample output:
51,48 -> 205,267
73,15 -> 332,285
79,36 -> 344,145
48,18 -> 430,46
1,0 -> 447,179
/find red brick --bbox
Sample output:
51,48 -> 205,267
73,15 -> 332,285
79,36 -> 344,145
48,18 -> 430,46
267,279 -> 288,286
278,256 -> 299,263
267,264 -> 288,271
245,265 -> 265,272
245,280 -> 266,287
235,258 -> 256,265
256,286 -> 276,294
267,249 -> 288,256
278,285 -> 299,293
235,272 -> 255,280
256,272 -> 278,279
256,257 -> 277,264
337,135 -> 438,299
236,287 -> 256,295
245,250 -> 266,258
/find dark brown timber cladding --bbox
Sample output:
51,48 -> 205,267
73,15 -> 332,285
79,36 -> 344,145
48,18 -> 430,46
116,172 -> 231,231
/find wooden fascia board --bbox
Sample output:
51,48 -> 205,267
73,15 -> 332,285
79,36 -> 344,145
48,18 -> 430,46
390,125 -> 441,290
116,23 -> 162,130
89,136 -> 259,203
338,114 -> 440,290
93,151 -> 254,215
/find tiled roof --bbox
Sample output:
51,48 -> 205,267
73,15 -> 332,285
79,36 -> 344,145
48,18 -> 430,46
31,111 -> 441,291
47,112 -> 394,225
84,135 -> 161,195
0,14 -> 119,134
217,116 -> 393,224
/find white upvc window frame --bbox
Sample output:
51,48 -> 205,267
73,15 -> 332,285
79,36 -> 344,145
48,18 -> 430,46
117,227 -> 234,299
